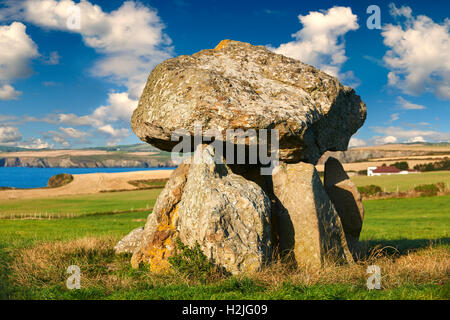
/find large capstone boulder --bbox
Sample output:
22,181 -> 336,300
272,162 -> 353,267
324,157 -> 364,259
132,39 -> 367,164
132,145 -> 272,274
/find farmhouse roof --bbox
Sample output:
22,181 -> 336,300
372,166 -> 402,173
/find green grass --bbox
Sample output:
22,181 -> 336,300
0,191 -> 449,300
360,195 -> 449,252
0,189 -> 162,218
350,171 -> 450,192
0,211 -> 149,248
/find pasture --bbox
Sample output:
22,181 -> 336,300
350,171 -> 450,192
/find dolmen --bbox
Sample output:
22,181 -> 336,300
117,40 -> 367,274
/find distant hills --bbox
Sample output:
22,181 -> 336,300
0,142 -> 449,168
82,143 -> 162,152
0,143 -> 175,168
1,142 -> 448,154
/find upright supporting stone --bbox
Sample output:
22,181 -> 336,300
131,163 -> 190,271
324,157 -> 364,259
132,145 -> 272,274
272,162 -> 352,268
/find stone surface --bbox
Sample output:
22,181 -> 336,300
272,162 -> 352,267
132,145 -> 272,274
324,157 -> 364,258
132,39 -> 367,164
114,227 -> 144,254
131,163 -> 190,271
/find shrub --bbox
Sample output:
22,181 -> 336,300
358,185 -> 382,197
436,182 -> 446,191
414,184 -> 440,197
47,173 -> 73,188
168,238 -> 225,283
393,161 -> 409,170
414,158 -> 450,172
358,169 -> 368,176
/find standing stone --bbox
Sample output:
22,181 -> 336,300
132,145 -> 272,274
131,163 -> 190,271
324,157 -> 364,258
272,162 -> 352,267
132,39 -> 367,164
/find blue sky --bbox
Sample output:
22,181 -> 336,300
0,0 -> 449,149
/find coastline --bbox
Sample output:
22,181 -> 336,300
0,169 -> 174,200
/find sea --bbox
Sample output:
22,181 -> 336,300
0,167 -> 174,189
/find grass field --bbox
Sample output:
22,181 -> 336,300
0,186 -> 448,300
0,189 -> 162,218
350,171 -> 450,192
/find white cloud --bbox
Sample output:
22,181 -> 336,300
390,113 -> 400,122
0,22 -> 39,100
348,137 -> 366,148
17,137 -> 52,149
0,84 -> 21,100
48,131 -> 71,148
0,126 -> 22,144
373,126 -> 450,143
92,92 -> 137,123
58,127 -> 90,140
408,136 -> 426,143
270,6 -> 359,80
1,0 -> 173,99
382,3 -> 450,99
371,135 -> 398,145
0,114 -> 18,123
0,126 -> 53,148
0,0 -> 172,146
51,91 -> 136,145
98,125 -> 130,146
396,96 -> 426,110
55,113 -> 101,127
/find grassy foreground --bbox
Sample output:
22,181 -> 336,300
0,190 -> 449,300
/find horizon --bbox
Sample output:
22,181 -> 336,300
1,141 -> 450,153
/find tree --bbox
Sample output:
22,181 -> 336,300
393,161 -> 409,170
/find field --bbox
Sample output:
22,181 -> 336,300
0,170 -> 173,200
350,171 -> 450,192
0,189 -> 162,218
0,186 -> 449,300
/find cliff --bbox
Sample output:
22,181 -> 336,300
0,151 -> 176,168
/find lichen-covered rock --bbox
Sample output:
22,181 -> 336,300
131,163 -> 190,271
132,145 -> 272,274
272,162 -> 352,267
324,157 -> 364,258
132,39 -> 367,164
114,227 -> 144,254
